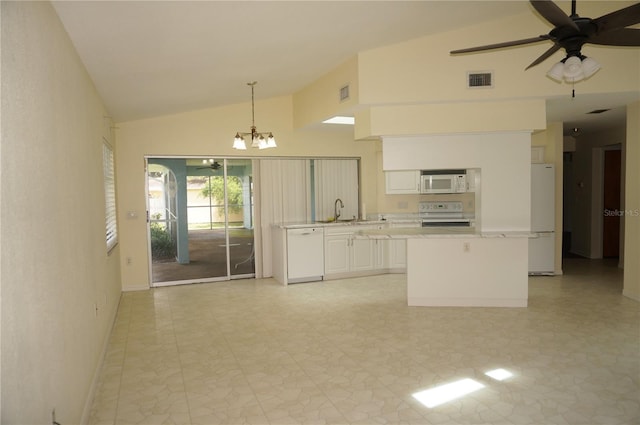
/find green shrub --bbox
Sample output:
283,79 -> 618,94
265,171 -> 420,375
150,222 -> 176,260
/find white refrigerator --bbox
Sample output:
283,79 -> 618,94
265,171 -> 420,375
529,163 -> 555,275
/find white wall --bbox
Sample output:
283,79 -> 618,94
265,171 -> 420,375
382,132 -> 531,232
1,2 -> 122,423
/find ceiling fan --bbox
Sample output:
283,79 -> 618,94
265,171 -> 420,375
451,0 -> 640,82
197,159 -> 221,171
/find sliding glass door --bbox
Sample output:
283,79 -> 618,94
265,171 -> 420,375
147,157 -> 254,286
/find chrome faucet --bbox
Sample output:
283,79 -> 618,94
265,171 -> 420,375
334,198 -> 344,221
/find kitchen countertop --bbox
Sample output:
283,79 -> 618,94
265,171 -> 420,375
353,227 -> 532,239
273,220 -> 388,229
273,221 -> 530,238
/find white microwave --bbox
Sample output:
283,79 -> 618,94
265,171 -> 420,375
420,173 -> 467,194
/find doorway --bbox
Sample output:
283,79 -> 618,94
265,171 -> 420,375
147,157 -> 255,285
603,149 -> 621,258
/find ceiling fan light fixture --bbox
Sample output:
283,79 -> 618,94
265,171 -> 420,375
547,61 -> 565,81
581,57 -> 601,79
563,56 -> 584,82
233,82 -> 277,150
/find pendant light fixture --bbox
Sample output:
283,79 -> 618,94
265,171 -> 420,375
232,81 -> 277,150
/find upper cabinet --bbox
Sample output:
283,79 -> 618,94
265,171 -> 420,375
385,170 -> 420,194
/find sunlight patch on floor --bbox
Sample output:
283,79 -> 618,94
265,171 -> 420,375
412,378 -> 485,408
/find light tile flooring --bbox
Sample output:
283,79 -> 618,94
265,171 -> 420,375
89,258 -> 639,424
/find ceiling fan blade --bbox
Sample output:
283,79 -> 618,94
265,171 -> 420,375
593,3 -> 640,33
451,35 -> 549,54
589,28 -> 640,46
525,44 -> 562,69
530,0 -> 579,31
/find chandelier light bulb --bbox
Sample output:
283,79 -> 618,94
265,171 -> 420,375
266,133 -> 277,148
232,133 -> 247,150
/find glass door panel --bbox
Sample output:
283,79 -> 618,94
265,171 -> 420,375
226,159 -> 254,276
147,157 -> 255,286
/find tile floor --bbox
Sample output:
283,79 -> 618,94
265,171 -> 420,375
89,258 -> 639,424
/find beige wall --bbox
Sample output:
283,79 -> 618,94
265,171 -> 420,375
1,2 -> 122,423
623,101 -> 640,301
356,4 -> 640,107
293,56 -> 359,129
569,125 -> 627,258
115,97 -> 380,290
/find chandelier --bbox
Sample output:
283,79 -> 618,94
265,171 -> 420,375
232,81 -> 276,150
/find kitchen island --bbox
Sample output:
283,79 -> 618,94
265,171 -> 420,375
354,227 -> 530,308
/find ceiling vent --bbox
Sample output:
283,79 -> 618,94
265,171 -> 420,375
467,71 -> 493,88
587,108 -> 610,114
339,84 -> 350,102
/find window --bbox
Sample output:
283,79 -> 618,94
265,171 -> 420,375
103,142 -> 118,252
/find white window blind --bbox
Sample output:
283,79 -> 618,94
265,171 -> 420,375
103,142 -> 118,252
314,159 -> 359,221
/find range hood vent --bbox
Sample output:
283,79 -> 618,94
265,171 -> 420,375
467,71 -> 493,88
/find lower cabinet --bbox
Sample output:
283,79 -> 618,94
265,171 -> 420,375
324,231 -> 351,275
388,239 -> 407,269
324,225 -> 387,278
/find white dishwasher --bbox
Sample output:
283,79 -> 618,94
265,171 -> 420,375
287,227 -> 324,283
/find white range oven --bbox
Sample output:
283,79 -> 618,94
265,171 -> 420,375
419,201 -> 471,227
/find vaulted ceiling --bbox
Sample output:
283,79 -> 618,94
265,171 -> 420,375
52,1 -> 639,136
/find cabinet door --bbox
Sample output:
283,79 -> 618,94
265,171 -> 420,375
351,238 -> 374,271
373,239 -> 388,270
388,239 -> 407,269
385,170 -> 420,194
324,234 -> 350,275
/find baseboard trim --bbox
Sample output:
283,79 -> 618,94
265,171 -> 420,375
80,295 -> 122,425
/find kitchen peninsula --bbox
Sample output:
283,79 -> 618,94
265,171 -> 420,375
355,227 -> 530,308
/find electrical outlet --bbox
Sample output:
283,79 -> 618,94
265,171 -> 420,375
126,257 -> 132,265
463,242 -> 470,253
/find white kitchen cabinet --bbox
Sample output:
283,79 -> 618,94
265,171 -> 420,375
388,239 -> 407,269
388,221 -> 421,271
324,224 -> 388,278
385,170 -> 421,194
324,231 -> 351,275
373,239 -> 388,270
351,237 -> 374,271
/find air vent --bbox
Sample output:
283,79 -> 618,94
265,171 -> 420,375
587,109 -> 610,114
467,72 -> 493,88
339,84 -> 350,102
